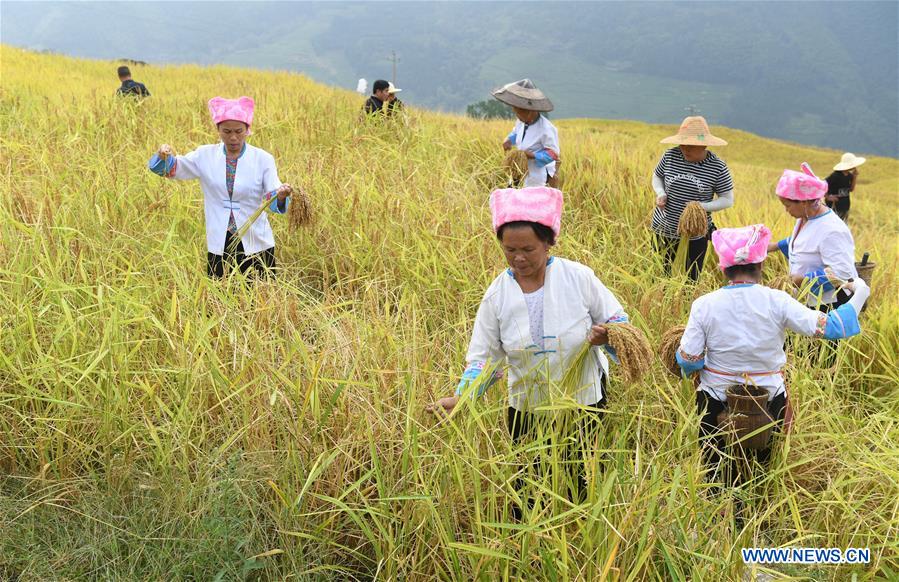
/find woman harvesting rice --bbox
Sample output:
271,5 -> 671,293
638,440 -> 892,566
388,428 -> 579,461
427,186 -> 631,512
148,96 -> 294,279
493,79 -> 561,188
651,116 -> 734,282
676,224 -> 869,492
825,152 -> 865,222
768,163 -> 858,311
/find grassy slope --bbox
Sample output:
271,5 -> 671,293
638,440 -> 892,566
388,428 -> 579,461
1,46 -> 897,580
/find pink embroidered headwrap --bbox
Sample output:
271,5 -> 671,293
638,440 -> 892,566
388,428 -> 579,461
208,96 -> 255,128
711,224 -> 772,269
490,187 -> 563,236
775,162 -> 827,201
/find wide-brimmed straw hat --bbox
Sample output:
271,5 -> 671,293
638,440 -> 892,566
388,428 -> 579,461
833,152 -> 866,171
660,116 -> 727,146
491,79 -> 553,112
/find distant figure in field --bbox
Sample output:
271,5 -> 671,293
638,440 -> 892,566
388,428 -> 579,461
493,79 -> 560,188
385,82 -> 404,116
651,116 -> 734,282
115,65 -> 150,98
824,152 -> 865,222
363,79 -> 390,116
147,96 -> 294,279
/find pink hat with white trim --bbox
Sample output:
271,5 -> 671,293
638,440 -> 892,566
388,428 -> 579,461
208,96 -> 254,127
490,187 -> 563,236
712,224 -> 772,269
775,162 -> 827,201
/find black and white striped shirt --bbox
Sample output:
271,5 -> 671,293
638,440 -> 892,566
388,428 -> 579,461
651,148 -> 734,239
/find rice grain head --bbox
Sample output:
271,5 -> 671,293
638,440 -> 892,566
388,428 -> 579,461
289,187 -> 313,230
677,201 -> 708,238
659,324 -> 687,379
502,149 -> 529,187
606,323 -> 653,383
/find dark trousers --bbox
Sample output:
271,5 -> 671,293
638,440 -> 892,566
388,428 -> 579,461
697,390 -> 786,492
207,230 -> 276,279
507,395 -> 607,513
654,233 -> 709,282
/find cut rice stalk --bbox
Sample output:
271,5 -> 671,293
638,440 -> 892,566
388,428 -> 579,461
659,324 -> 687,379
606,323 -> 652,383
232,196 -> 273,250
502,149 -> 529,187
289,187 -> 313,230
677,201 -> 708,238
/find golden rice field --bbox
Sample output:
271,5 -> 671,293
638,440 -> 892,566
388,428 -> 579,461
1,46 -> 897,580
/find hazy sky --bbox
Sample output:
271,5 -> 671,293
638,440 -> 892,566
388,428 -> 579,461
3,1 -> 897,155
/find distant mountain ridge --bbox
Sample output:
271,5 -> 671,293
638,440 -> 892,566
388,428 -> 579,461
2,1 -> 896,157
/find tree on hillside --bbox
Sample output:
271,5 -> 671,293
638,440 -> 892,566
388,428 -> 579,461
466,99 -> 514,120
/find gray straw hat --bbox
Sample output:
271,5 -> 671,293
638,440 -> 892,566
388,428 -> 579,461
491,79 -> 554,112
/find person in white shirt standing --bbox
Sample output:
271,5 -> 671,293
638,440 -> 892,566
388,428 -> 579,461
148,96 -> 294,279
426,186 -> 629,517
492,79 -> 561,188
677,224 -> 869,494
767,163 -> 858,312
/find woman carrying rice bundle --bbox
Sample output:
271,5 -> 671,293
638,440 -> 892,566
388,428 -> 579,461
768,163 -> 858,312
676,224 -> 869,494
493,79 -> 561,188
426,186 -> 630,515
148,96 -> 293,279
651,116 -> 734,282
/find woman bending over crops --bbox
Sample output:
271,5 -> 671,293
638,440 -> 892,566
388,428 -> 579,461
493,79 -> 561,188
767,163 -> 858,312
148,96 -> 293,279
675,224 -> 869,491
427,186 -> 631,513
651,116 -> 734,282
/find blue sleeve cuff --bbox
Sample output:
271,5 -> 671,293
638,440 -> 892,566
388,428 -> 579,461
506,132 -> 517,145
455,361 -> 500,397
777,238 -> 789,258
823,303 -> 861,339
534,149 -> 559,168
268,193 -> 289,214
805,268 -> 834,294
602,345 -> 620,364
675,350 -> 705,375
148,154 -> 175,177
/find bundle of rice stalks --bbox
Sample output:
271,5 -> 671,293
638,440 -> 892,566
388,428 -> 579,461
765,273 -> 794,293
677,201 -> 708,238
559,342 -> 593,398
659,324 -> 687,379
606,323 -> 653,383
547,168 -> 563,189
233,196 -> 273,248
502,149 -> 529,186
289,187 -> 313,230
